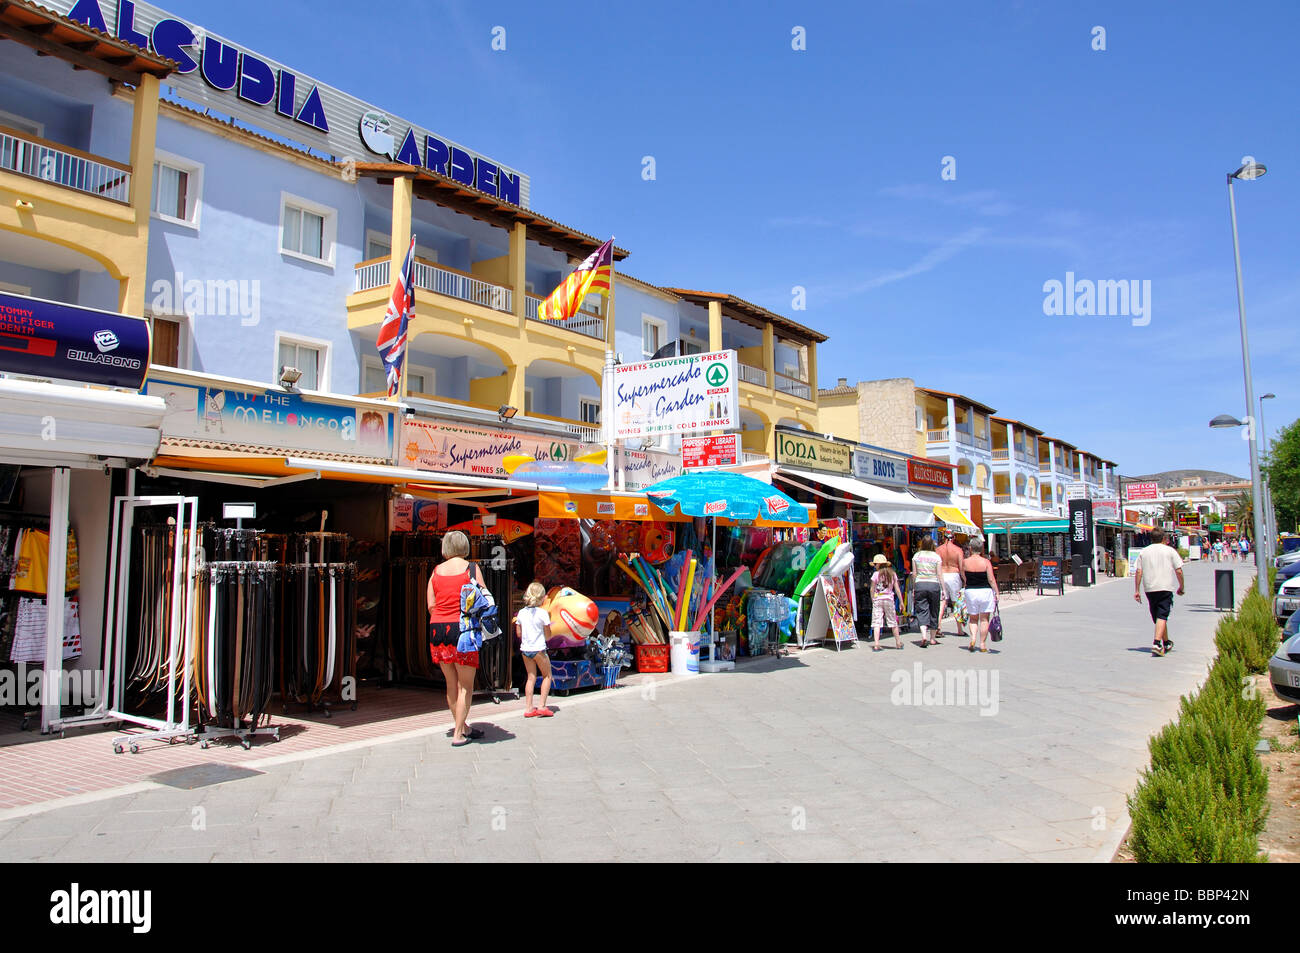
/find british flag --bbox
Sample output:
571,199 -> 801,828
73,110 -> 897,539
376,236 -> 416,397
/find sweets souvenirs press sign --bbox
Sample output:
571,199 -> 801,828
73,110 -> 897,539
613,351 -> 739,439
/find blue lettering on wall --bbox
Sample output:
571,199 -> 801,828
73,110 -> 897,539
201,36 -> 239,91
475,158 -> 498,196
294,86 -> 329,133
67,0 -> 108,34
449,147 -> 474,186
151,18 -> 197,74
237,53 -> 276,106
115,1 -> 149,50
395,129 -> 421,166
276,71 -> 297,119
498,170 -> 521,205
424,136 -> 449,176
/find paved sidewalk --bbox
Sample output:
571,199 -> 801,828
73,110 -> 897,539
0,562 -> 1232,862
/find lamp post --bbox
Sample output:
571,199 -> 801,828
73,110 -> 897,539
1225,161 -> 1269,597
1260,392 -> 1276,565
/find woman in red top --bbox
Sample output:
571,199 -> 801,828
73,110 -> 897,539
427,531 -> 486,746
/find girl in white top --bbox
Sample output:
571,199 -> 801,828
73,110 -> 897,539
515,582 -> 554,717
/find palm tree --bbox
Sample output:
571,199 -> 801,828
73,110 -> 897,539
1226,492 -> 1253,537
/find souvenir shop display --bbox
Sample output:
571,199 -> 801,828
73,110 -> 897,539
278,563 -> 357,715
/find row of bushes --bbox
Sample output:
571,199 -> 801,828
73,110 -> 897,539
1127,590 -> 1278,862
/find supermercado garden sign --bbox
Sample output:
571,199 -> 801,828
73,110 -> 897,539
774,431 -> 851,474
612,351 -> 738,440
51,0 -> 529,206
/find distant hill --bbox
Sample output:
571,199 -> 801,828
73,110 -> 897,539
1121,469 -> 1246,488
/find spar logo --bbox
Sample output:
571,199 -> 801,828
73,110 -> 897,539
93,330 -> 119,353
704,500 -> 727,515
764,495 -> 790,514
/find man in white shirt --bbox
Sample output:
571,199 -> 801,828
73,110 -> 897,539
1133,529 -> 1185,657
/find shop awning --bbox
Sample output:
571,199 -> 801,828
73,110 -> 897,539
0,377 -> 164,468
539,491 -> 690,522
774,467 -> 935,526
934,505 -> 979,535
983,519 -> 1069,535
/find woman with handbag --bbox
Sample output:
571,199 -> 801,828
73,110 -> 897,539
427,530 -> 486,746
960,539 -> 999,653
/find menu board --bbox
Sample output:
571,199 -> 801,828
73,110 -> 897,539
1037,556 -> 1064,595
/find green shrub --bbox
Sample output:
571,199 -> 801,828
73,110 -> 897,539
1178,547 -> 1190,559
1200,654 -> 1265,723
1239,590 -> 1281,658
1214,614 -> 1271,674
1128,763 -> 1267,863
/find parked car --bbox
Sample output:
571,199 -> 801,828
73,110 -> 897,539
1269,626 -> 1300,706
1276,548 -> 1300,570
1275,574 -> 1300,624
1276,560 -> 1300,592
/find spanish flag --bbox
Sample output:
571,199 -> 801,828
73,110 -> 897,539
536,238 -> 614,321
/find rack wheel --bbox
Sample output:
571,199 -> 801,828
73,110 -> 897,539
492,696 -> 501,705
20,716 -> 30,731
200,740 -> 209,749
112,742 -> 123,754
241,739 -> 251,750
129,743 -> 139,754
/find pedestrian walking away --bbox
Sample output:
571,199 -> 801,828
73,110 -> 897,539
515,581 -> 554,718
911,536 -> 943,647
1133,528 -> 1185,657
937,532 -> 968,640
961,540 -> 999,653
870,554 -> 904,651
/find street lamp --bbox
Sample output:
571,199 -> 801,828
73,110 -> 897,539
1226,159 -> 1269,596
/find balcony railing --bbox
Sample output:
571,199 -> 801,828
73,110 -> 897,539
354,257 -> 513,315
738,363 -> 767,387
994,493 -> 1012,503
524,294 -> 605,341
992,449 -> 1009,461
1015,449 -> 1033,463
774,372 -> 812,400
0,125 -> 131,204
926,429 -> 948,442
742,451 -> 770,464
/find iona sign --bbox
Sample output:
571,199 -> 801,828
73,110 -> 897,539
774,431 -> 850,474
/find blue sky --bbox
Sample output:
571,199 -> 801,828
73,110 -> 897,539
161,0 -> 1298,477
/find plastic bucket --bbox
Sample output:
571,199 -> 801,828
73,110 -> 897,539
669,631 -> 700,676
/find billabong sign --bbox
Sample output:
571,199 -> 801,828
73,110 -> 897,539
0,291 -> 149,388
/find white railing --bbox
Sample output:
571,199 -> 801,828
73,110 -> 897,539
355,259 -> 390,293
994,493 -> 1012,503
992,449 -> 1009,461
774,372 -> 812,400
0,128 -> 131,203
1039,462 -> 1053,472
524,294 -> 605,341
1015,449 -> 1033,463
926,429 -> 948,442
739,363 -> 767,387
560,421 -> 599,441
416,260 -> 511,313
742,451 -> 770,464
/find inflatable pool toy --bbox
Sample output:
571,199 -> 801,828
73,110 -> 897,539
542,586 -> 599,648
824,541 -> 853,579
794,538 -> 837,598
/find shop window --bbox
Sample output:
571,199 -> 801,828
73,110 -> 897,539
365,230 -> 437,264
579,398 -> 601,425
362,358 -> 430,396
275,334 -> 329,390
642,315 -> 666,358
280,192 -> 336,267
151,151 -> 202,228
150,316 -> 182,367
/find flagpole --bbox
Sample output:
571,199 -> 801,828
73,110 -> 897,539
604,238 -> 617,493
393,235 -> 414,408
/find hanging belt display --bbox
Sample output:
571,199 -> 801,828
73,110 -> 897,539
191,560 -> 280,749
204,527 -> 286,563
125,524 -> 200,713
386,533 -> 514,699
291,532 -> 350,565
277,562 -> 357,715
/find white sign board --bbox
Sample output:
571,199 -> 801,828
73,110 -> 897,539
852,449 -> 908,487
1093,499 -> 1120,521
612,350 -> 738,440
1065,482 -> 1090,501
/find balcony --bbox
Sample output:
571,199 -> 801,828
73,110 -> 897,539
774,372 -> 812,401
354,257 -> 513,315
993,449 -> 1009,461
0,126 -> 131,204
738,363 -> 767,387
926,429 -> 948,442
524,294 -> 605,342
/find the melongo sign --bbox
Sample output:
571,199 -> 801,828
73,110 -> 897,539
51,0 -> 530,205
774,431 -> 850,474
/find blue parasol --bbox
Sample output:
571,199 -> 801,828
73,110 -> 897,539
644,472 -> 810,525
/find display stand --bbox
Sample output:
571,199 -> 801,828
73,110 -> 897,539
799,573 -> 858,650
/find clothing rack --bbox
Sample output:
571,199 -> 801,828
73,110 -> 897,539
192,561 -> 280,749
204,526 -> 287,563
277,562 -> 357,715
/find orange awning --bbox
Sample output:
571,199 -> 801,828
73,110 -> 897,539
539,492 -> 690,522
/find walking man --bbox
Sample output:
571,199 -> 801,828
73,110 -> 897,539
1134,528 -> 1185,657
937,531 -> 967,640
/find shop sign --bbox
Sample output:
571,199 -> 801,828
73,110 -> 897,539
1093,499 -> 1120,521
906,458 -> 954,490
50,0 -> 529,205
1069,499 -> 1094,564
774,431 -> 851,474
852,449 -> 907,487
1177,511 -> 1201,528
145,375 -> 395,457
402,419 -> 588,478
619,448 -> 682,491
1124,509 -> 1141,524
682,434 -> 740,469
1126,481 -> 1160,501
1223,522 -> 1238,535
390,499 -> 446,533
0,291 -> 150,389
612,350 -> 738,439
1065,481 -> 1090,501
